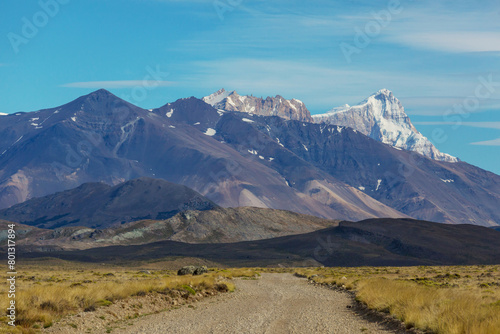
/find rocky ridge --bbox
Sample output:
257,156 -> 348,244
203,88 -> 313,122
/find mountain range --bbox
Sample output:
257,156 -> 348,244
0,89 -> 498,227
205,88 -> 456,162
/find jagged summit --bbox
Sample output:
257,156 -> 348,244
374,88 -> 392,96
202,88 -> 232,106
203,89 -> 313,122
203,88 -> 456,162
313,89 -> 458,163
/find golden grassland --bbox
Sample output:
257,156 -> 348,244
1,261 -> 499,334
0,261 -> 253,334
294,265 -> 500,334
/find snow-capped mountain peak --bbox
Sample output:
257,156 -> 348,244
202,89 -> 313,122
202,88 -> 232,106
313,89 -> 458,163
374,88 -> 392,96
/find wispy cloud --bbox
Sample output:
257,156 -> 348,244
415,121 -> 500,147
414,122 -> 500,130
401,97 -> 500,115
387,32 -> 500,53
373,3 -> 500,53
61,81 -> 175,89
470,138 -> 500,146
166,1 -> 500,113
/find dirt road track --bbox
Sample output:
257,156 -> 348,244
116,273 -> 398,334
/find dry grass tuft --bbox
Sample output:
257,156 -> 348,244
357,278 -> 500,334
213,267 -> 261,279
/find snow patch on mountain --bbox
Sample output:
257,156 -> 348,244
312,89 -> 458,163
0,136 -> 24,156
204,128 -> 216,136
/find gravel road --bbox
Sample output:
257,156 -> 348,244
115,273 -> 397,334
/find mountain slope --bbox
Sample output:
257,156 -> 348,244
0,178 -> 217,229
312,89 -> 457,162
203,88 -> 313,122
223,113 -> 499,226
211,113 -> 406,219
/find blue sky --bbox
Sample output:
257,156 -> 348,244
1,0 -> 499,173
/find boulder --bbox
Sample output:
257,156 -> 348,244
194,266 -> 208,275
177,265 -> 208,276
178,266 -> 197,275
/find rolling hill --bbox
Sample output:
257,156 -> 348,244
16,218 -> 500,267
